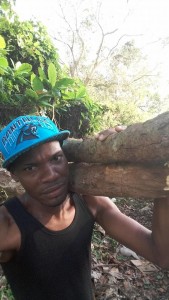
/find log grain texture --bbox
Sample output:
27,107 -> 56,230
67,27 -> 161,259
63,112 -> 169,164
64,112 -> 169,199
68,162 -> 169,199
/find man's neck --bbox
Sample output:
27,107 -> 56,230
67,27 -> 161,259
18,193 -> 76,231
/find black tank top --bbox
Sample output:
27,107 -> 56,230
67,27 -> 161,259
1,193 -> 95,300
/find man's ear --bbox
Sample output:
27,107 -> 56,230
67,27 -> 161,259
10,172 -> 19,183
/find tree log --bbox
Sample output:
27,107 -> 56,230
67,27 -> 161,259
68,162 -> 169,199
1,163 -> 169,200
63,112 -> 169,164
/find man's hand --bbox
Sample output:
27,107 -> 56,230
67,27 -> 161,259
95,125 -> 127,141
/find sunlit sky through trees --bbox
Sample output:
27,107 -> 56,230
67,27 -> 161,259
15,0 -> 169,96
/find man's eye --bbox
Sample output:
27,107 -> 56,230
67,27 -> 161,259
24,166 -> 36,171
53,155 -> 62,162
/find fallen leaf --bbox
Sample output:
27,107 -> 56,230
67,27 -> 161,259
131,260 -> 159,273
109,267 -> 124,279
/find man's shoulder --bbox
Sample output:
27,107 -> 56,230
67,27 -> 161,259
0,197 -> 21,228
83,195 -> 111,204
82,195 -> 112,218
0,199 -> 15,223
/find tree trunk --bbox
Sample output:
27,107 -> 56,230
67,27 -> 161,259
63,112 -> 169,164
69,162 -> 169,199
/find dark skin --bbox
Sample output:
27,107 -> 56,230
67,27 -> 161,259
0,133 -> 169,268
10,142 -> 75,231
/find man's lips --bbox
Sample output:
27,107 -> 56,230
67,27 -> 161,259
42,183 -> 65,195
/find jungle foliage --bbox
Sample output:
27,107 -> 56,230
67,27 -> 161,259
0,0 -> 102,137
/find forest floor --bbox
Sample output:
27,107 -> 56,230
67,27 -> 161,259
92,197 -> 169,300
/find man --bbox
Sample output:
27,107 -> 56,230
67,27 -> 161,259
0,115 -> 169,300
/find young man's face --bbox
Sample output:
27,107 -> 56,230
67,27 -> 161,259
11,141 -> 69,207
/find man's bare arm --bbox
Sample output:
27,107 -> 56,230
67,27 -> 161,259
0,206 -> 20,262
84,195 -> 169,269
151,198 -> 169,268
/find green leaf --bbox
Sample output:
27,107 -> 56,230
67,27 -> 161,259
15,76 -> 28,85
39,100 -> 53,107
15,63 -> 32,76
32,76 -> 44,92
38,67 -> 46,81
0,57 -> 8,68
61,90 -> 76,100
52,87 -> 61,98
0,36 -> 6,49
31,73 -> 36,82
38,94 -> 52,101
0,57 -> 8,75
26,88 -> 38,99
48,62 -> 56,87
75,86 -> 86,98
55,78 -> 75,89
35,49 -> 41,56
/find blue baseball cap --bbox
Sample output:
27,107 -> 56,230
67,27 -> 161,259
0,115 -> 70,168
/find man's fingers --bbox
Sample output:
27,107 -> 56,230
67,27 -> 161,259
95,128 -> 116,141
95,125 -> 127,141
115,125 -> 127,132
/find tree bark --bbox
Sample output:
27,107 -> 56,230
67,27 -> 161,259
63,112 -> 169,164
69,162 -> 169,199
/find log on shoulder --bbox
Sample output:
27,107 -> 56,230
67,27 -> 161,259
69,162 -> 169,199
63,112 -> 169,164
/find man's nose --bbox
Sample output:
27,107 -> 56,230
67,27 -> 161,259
41,164 -> 58,182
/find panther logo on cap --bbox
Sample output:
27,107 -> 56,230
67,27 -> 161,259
16,123 -> 40,145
